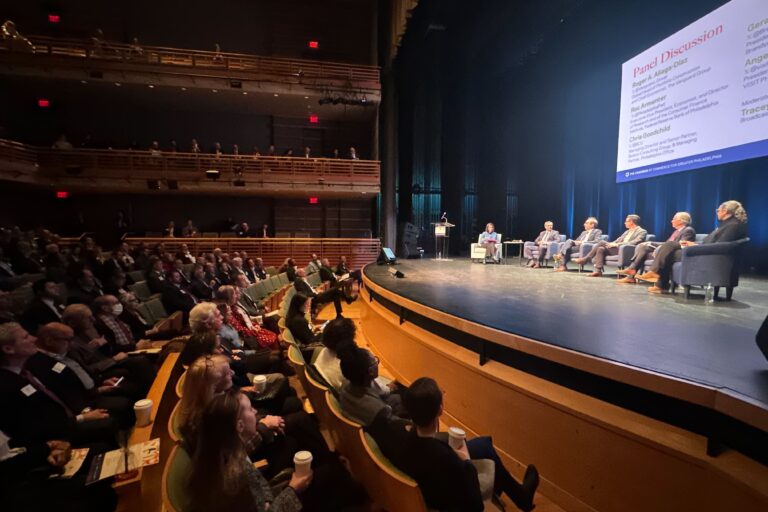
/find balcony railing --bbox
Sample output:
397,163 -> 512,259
0,139 -> 380,194
0,35 -> 380,92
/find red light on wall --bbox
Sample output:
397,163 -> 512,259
308,114 -> 319,124
48,14 -> 61,23
37,99 -> 51,108
308,40 -> 319,49
308,197 -> 319,205
56,191 -> 69,199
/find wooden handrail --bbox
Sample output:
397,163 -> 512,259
0,138 -> 380,191
1,35 -> 380,89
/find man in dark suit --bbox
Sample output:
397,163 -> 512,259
319,258 -> 340,285
524,221 -> 560,268
21,279 -> 65,334
0,322 -> 115,446
161,270 -> 197,317
554,217 -> 602,271
294,268 -> 344,318
145,257 -> 166,294
190,265 -> 214,301
66,269 -> 104,306
574,214 -> 647,277
617,212 -> 696,283
637,201 -> 748,293
30,323 -> 135,427
236,222 -> 253,238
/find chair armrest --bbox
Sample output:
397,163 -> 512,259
618,245 -> 636,266
682,239 -> 748,258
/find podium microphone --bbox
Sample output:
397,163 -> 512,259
440,212 -> 447,221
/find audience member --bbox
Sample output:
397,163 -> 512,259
145,256 -> 166,293
21,279 -> 64,334
217,286 -> 279,350
285,293 -> 322,348
181,220 -> 199,238
185,390 -> 309,511
0,323 -> 114,445
61,304 -> 153,395
93,295 -> 151,353
339,345 -> 406,425
67,269 -> 104,306
293,268 -> 344,318
399,377 -> 539,512
190,265 -> 214,300
32,323 -> 135,428
161,269 -> 198,317
164,221 -> 176,238
312,317 -> 357,390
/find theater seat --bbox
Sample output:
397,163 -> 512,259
162,444 -> 193,512
605,234 -> 654,272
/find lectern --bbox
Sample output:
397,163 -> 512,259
431,221 -> 455,261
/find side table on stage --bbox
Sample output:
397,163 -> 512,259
503,240 -> 524,266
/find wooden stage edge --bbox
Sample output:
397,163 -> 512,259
360,275 -> 768,512
361,273 -> 768,433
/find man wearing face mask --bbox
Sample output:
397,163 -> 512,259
93,295 -> 152,354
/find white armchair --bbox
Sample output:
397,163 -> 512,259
471,233 -> 502,262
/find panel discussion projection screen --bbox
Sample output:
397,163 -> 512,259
616,0 -> 768,183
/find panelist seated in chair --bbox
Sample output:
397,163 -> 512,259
553,217 -> 602,271
636,200 -> 747,294
617,212 -> 695,284
372,377 -> 540,512
524,221 -> 560,268
478,223 -> 502,263
574,214 -> 647,277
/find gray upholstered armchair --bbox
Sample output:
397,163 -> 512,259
569,235 -> 609,271
670,238 -> 750,300
605,234 -> 655,271
524,235 -> 566,266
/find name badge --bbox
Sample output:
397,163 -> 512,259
52,362 -> 67,374
21,384 -> 36,396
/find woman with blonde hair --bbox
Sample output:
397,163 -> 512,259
177,354 -> 232,449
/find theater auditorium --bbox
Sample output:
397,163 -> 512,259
1,1 -> 766,511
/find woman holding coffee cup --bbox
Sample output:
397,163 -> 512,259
187,389 -> 310,511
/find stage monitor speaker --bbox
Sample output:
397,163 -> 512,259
757,313 -> 768,363
388,267 -> 405,278
378,247 -> 397,264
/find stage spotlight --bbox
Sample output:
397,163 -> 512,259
205,169 -> 220,180
387,267 -> 405,278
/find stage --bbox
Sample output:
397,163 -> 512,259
363,259 -> 768,461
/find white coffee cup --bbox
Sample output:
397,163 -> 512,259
293,450 -> 313,477
252,374 -> 267,394
255,315 -> 263,325
134,398 -> 153,427
448,427 -> 466,450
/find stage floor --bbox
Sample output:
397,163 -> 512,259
364,259 -> 768,411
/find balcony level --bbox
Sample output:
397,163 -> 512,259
0,36 -> 381,101
0,139 -> 380,197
